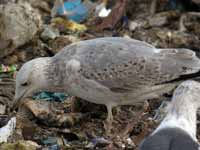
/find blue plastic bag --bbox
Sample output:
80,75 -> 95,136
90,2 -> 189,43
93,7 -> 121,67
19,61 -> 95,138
54,0 -> 88,23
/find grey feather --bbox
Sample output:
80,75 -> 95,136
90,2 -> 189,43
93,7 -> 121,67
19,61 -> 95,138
51,37 -> 200,93
139,128 -> 199,150
14,37 -> 200,128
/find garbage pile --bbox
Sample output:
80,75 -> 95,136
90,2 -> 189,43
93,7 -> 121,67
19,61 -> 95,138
0,0 -> 200,149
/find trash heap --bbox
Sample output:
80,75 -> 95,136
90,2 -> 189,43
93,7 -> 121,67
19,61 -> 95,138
0,0 -> 200,149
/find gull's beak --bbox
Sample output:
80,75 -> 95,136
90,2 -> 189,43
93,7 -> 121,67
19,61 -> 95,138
12,86 -> 36,110
12,89 -> 28,111
12,94 -> 24,111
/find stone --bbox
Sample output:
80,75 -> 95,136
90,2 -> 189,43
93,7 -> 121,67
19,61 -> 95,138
0,2 -> 42,57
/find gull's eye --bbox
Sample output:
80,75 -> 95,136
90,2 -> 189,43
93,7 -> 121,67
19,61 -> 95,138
21,82 -> 28,86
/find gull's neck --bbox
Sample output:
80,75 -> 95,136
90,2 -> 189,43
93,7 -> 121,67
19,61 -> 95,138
153,94 -> 198,141
31,57 -> 58,92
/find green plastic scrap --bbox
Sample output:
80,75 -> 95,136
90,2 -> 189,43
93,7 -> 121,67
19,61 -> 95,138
0,64 -> 17,79
41,137 -> 58,145
32,91 -> 68,102
0,64 -> 17,73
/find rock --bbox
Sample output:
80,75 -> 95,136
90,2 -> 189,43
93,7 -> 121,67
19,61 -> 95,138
41,25 -> 60,41
18,0 -> 51,15
0,2 -> 42,57
147,11 -> 179,27
0,104 -> 6,114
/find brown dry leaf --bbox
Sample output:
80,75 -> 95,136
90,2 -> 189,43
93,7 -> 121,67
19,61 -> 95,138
96,0 -> 128,31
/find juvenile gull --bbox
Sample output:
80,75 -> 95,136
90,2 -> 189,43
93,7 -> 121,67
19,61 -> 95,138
13,37 -> 200,129
139,80 -> 200,150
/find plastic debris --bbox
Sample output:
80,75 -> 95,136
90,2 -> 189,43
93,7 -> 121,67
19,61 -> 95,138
129,21 -> 139,31
98,7 -> 111,18
48,144 -> 60,150
51,17 -> 87,32
51,0 -> 88,23
91,137 -> 111,147
23,99 -> 82,127
42,137 -> 58,146
96,0 -> 128,31
41,25 -> 60,41
33,91 -> 67,102
0,117 -> 16,143
95,1 -> 111,18
0,64 -> 17,73
0,64 -> 17,79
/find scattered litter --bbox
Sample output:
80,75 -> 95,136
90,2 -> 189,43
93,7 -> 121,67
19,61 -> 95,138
95,2 -> 111,17
126,138 -> 136,147
23,99 -> 82,127
96,0 -> 128,31
41,25 -> 60,41
42,137 -> 58,146
0,64 -> 17,73
1,0 -> 200,149
98,7 -> 111,17
0,117 -> 16,143
129,21 -> 139,31
51,0 -> 88,23
47,144 -> 60,150
51,17 -> 87,33
33,91 -> 67,102
91,137 -> 111,148
0,64 -> 17,79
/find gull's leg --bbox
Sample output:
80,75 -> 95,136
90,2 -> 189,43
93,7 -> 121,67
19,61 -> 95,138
104,104 -> 113,134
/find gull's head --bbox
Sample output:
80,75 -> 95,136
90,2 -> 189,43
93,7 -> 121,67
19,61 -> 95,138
13,57 -> 50,108
173,80 -> 200,107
